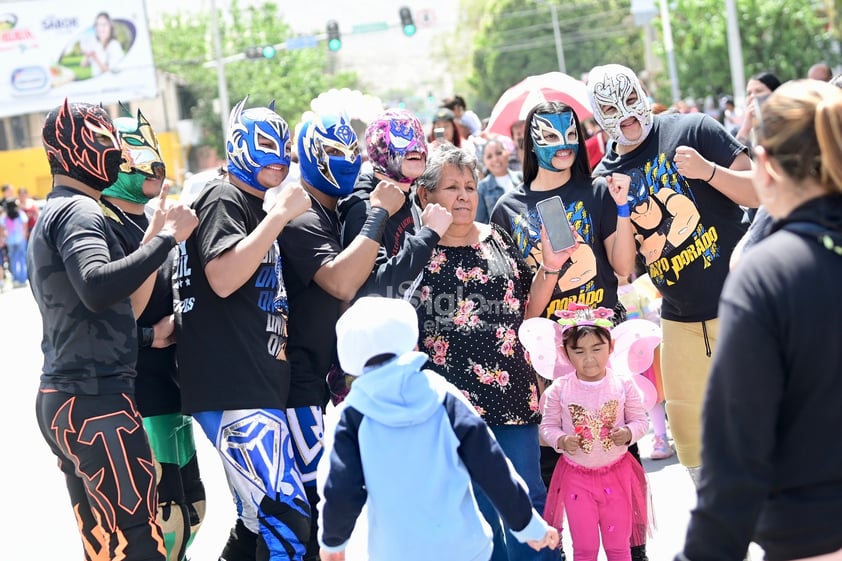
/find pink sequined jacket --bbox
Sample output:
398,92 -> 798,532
539,369 -> 649,469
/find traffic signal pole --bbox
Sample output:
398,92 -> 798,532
202,8 -> 420,80
210,0 -> 230,141
202,34 -> 326,69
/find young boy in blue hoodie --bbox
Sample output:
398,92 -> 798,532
317,296 -> 559,561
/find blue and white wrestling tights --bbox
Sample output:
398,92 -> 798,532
193,409 -> 310,561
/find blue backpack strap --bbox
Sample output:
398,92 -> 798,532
782,221 -> 826,236
782,221 -> 842,256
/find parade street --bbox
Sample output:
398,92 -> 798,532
0,285 -> 759,560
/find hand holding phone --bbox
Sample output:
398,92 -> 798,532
536,195 -> 576,252
434,127 -> 446,141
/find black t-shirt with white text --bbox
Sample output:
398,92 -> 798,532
174,180 -> 291,413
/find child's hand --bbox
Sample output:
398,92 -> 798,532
559,434 -> 580,453
527,527 -> 560,551
610,426 -> 632,446
320,550 -> 345,561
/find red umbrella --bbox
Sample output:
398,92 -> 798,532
485,72 -> 593,137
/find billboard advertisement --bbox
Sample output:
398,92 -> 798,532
0,1 -> 157,118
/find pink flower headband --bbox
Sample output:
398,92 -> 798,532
553,302 -> 614,331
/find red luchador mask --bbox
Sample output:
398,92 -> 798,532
42,99 -> 126,191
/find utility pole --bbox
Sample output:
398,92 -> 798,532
210,0 -> 230,140
534,0 -> 566,75
631,0 -> 661,94
549,3 -> 566,74
725,0 -> 746,108
659,0 -> 681,103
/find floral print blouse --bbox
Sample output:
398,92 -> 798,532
414,224 -> 540,426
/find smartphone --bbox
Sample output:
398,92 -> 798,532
536,195 -> 576,252
434,127 -> 446,140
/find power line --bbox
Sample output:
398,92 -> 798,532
477,24 -> 637,55
482,7 -> 630,47
568,26 -> 638,43
475,1 -> 628,21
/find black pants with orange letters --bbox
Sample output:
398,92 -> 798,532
36,389 -> 166,561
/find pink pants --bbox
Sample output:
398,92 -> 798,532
544,453 -> 648,561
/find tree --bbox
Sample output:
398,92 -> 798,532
151,0 -> 359,157
667,0 -> 836,100
467,0 -> 644,114
466,0 -> 837,115
436,0 -> 493,117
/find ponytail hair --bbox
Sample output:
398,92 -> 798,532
754,79 -> 842,195
815,90 -> 842,194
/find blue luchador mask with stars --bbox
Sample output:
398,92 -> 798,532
297,112 -> 362,197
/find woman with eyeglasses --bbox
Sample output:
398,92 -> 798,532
678,79 -> 842,561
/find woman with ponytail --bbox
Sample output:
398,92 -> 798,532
679,80 -> 842,561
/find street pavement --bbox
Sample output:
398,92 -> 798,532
0,285 -> 760,560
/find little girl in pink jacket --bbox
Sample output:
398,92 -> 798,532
538,305 -> 651,561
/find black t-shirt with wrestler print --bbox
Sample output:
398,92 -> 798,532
490,175 -> 620,317
594,113 -> 747,322
174,180 -> 292,413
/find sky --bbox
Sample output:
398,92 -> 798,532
142,0 -> 457,36
141,0 -> 461,110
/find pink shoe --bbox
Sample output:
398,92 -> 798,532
650,434 -> 674,460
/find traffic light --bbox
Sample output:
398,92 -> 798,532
399,6 -> 416,36
326,20 -> 341,51
245,45 -> 276,59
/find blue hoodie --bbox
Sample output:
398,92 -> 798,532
317,351 -> 549,560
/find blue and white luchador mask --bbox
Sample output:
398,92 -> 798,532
226,97 -> 292,191
297,113 -> 361,197
530,112 -> 579,171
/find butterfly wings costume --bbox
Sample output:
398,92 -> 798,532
520,307 -> 655,545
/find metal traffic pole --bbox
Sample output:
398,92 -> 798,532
210,0 -> 230,140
